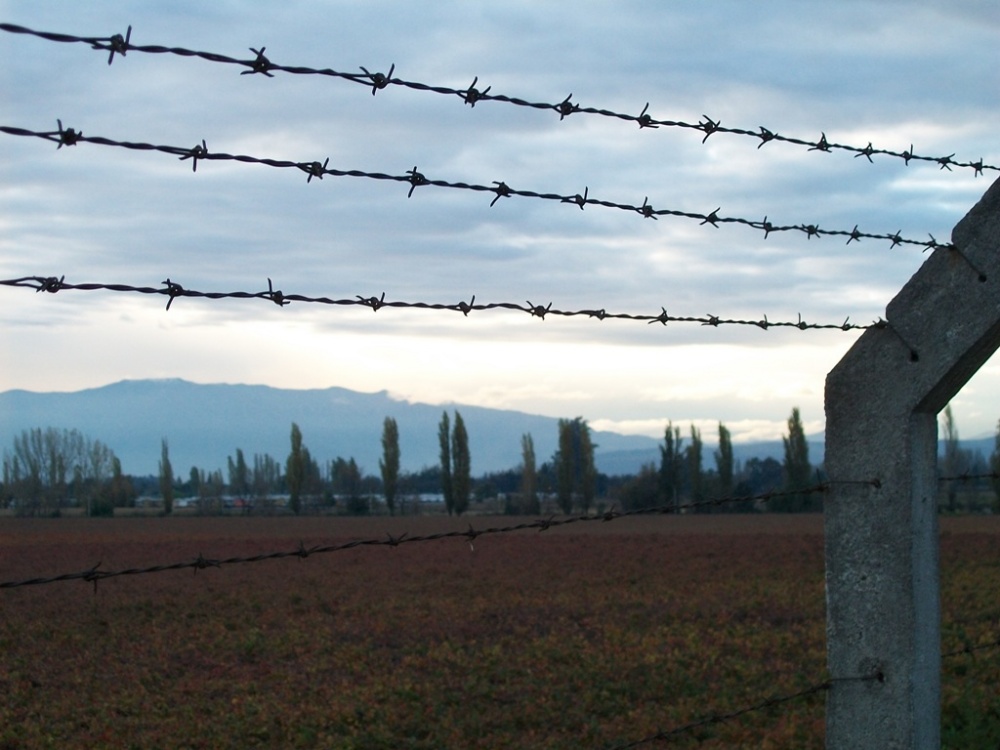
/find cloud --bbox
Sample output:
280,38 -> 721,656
2,2 -> 999,444
589,417 -> 825,445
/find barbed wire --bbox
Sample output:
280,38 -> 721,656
613,616 -> 1000,748
609,630 -> 1000,750
938,470 -> 1000,483
0,123 -> 955,252
0,483 -> 845,592
607,678 -> 838,750
0,275 -> 881,332
1,22 -> 994,177
944,634 -> 1000,660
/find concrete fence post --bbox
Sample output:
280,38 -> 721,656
825,175 -> 1000,749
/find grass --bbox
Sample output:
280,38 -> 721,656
0,515 -> 997,749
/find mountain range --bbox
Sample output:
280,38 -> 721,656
0,378 -> 836,478
0,379 -> 656,477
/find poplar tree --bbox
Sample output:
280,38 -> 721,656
286,422 -> 305,515
227,448 -> 249,498
300,447 -> 322,509
159,438 -> 174,515
715,422 -> 734,498
780,407 -> 812,512
554,417 -> 596,513
331,456 -> 365,513
438,412 -> 454,515
556,418 -> 574,514
688,425 -> 704,511
452,412 -> 471,515
578,422 -> 596,512
659,422 -> 683,510
380,417 -> 400,516
252,453 -> 281,499
521,433 -> 539,514
941,404 -> 961,513
107,456 -> 135,510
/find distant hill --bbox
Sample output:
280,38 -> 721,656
3,380 -> 988,479
0,379 -> 661,477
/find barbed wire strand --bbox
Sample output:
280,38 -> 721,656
612,589 -> 1000,748
0,483 -> 852,592
606,629 -> 1000,750
0,23 -> 993,177
0,123 -> 955,252
0,275 -> 881,332
943,635 -> 1000,660
938,471 -> 1000,483
607,679 -> 839,750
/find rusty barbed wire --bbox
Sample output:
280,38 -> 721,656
0,123 -> 954,252
1,22 -> 994,177
0,275 -> 881,332
0,484 -> 837,591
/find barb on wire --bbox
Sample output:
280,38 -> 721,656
0,484 -> 836,591
105,24 -> 131,65
1,22 -> 993,176
0,123 -> 952,251
242,46 -> 275,77
0,276 -> 879,332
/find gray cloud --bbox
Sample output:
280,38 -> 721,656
2,1 -> 998,438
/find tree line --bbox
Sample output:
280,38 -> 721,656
5,405 -> 1000,517
613,408 -> 815,513
0,428 -> 134,516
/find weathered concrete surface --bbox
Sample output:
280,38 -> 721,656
825,175 -> 1000,749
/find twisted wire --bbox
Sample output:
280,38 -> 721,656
0,22 -> 993,176
0,123 -> 954,251
1,276 -> 880,332
0,484 -> 835,591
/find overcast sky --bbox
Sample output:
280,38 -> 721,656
2,1 -> 999,444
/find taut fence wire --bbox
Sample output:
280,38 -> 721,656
606,630 -> 1000,750
0,483 -> 848,592
0,275 -> 880,332
0,123 -> 956,252
1,22 -> 994,177
607,678 -> 854,750
16,474 -> 998,594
